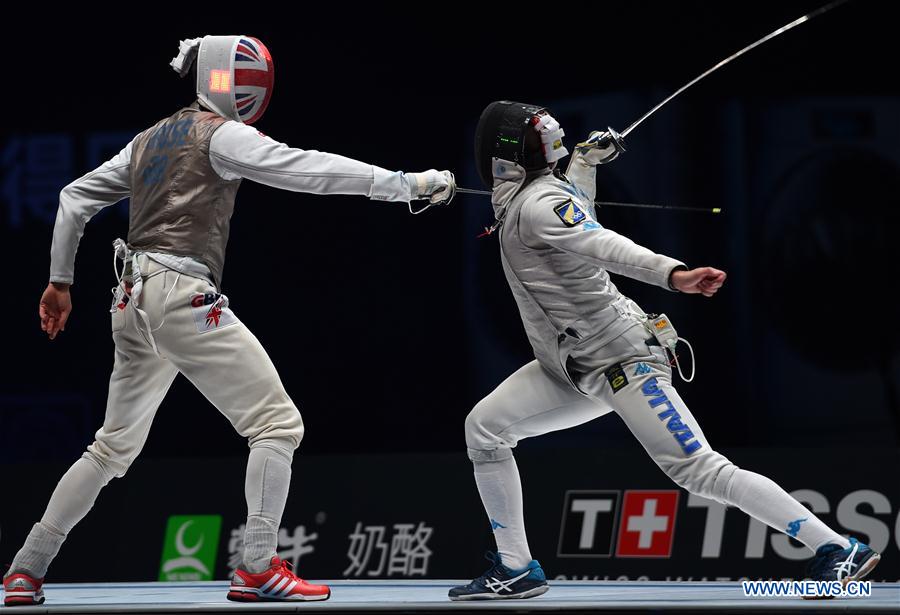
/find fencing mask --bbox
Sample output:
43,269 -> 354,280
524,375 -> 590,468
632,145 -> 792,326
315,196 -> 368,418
171,35 -> 274,125
474,100 -> 569,188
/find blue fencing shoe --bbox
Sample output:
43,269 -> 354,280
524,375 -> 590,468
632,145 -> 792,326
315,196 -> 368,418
805,538 -> 880,586
449,552 -> 548,601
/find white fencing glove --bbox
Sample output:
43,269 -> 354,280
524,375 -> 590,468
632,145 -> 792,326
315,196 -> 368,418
574,129 -> 626,165
407,170 -> 456,206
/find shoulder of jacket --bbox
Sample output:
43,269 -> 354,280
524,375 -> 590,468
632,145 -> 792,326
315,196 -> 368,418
195,111 -> 228,124
137,113 -> 171,139
520,178 -> 574,210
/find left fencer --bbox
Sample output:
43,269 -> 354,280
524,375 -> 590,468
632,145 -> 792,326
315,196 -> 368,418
2,35 -> 455,607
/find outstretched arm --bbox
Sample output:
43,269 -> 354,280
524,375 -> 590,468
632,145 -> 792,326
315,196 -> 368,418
208,122 -> 453,204
520,194 -> 689,291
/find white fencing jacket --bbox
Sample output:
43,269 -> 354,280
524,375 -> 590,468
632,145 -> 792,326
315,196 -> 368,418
491,149 -> 686,388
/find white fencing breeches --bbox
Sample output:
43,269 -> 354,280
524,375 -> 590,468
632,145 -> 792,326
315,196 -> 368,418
89,256 -> 304,478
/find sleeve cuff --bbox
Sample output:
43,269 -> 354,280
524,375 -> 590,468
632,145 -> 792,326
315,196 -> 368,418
370,167 -> 413,203
667,264 -> 688,291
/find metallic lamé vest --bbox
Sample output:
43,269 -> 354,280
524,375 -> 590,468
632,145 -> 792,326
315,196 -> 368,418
128,106 -> 241,288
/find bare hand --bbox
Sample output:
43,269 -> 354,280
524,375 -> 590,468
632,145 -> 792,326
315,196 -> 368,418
39,282 -> 72,340
670,267 -> 726,297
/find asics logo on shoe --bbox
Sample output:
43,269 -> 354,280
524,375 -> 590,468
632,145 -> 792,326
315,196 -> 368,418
484,569 -> 532,594
833,542 -> 859,581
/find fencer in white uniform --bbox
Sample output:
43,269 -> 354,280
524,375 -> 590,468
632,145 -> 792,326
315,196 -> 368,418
3,35 -> 455,606
449,101 -> 879,601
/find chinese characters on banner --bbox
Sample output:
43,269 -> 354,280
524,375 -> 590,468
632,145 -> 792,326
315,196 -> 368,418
344,522 -> 433,577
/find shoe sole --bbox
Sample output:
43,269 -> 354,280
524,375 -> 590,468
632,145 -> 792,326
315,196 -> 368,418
4,595 -> 45,606
846,552 -> 881,585
227,588 -> 330,602
449,584 -> 549,601
801,552 -> 881,601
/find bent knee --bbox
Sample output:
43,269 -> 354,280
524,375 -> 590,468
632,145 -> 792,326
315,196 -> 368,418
464,401 -> 518,461
464,401 -> 500,451
247,403 -> 304,450
287,410 -> 305,448
83,441 -> 132,480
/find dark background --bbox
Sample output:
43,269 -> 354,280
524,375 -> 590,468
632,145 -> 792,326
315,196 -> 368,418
1,3 -> 897,480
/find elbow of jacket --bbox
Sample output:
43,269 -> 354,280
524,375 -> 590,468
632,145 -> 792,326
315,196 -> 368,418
59,182 -> 80,203
56,183 -> 83,222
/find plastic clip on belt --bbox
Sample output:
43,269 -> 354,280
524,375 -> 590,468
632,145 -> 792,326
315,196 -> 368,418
645,313 -> 696,383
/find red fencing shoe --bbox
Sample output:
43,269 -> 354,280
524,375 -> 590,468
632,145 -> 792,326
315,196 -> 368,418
227,556 -> 330,602
3,571 -> 45,606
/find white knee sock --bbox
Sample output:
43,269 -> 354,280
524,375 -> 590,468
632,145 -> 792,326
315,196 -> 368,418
472,455 -> 533,569
242,443 -> 293,573
725,468 -> 850,552
8,523 -> 65,580
9,457 -> 112,578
